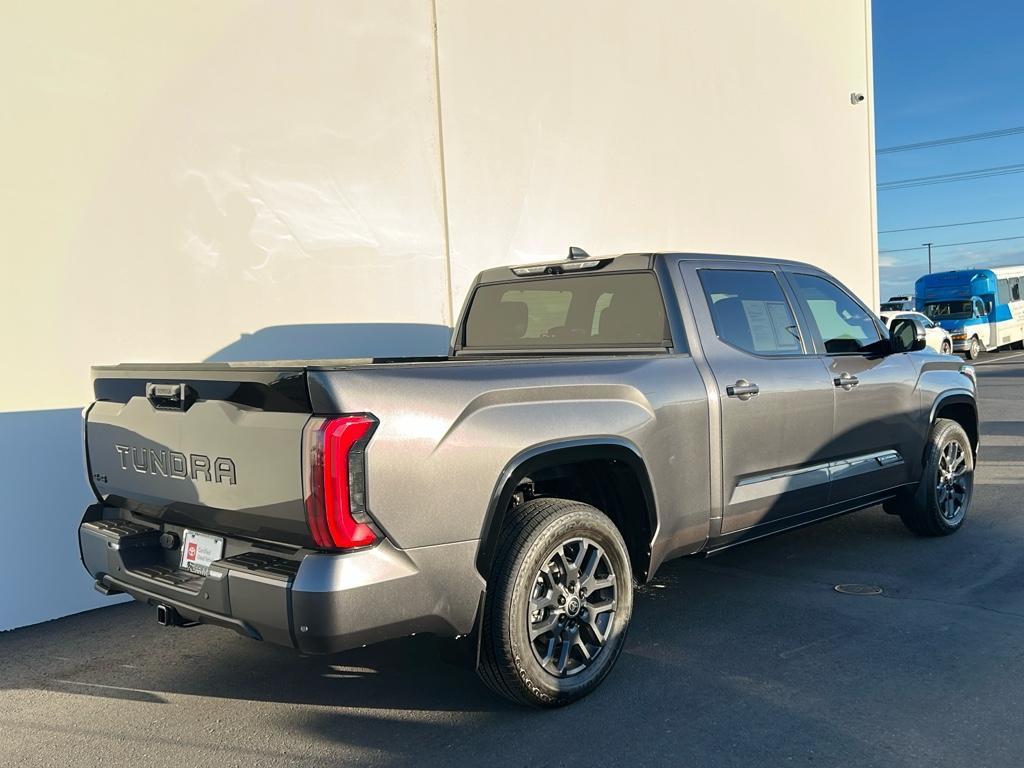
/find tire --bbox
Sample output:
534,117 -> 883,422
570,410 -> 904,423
965,336 -> 981,360
887,418 -> 974,536
941,340 -> 952,355
477,497 -> 634,707
1011,339 -> 1024,351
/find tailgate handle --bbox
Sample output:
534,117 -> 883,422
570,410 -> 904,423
146,382 -> 195,411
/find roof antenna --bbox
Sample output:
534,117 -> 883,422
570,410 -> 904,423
568,246 -> 590,260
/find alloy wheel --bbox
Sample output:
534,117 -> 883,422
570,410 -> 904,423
527,537 -> 617,677
936,439 -> 971,524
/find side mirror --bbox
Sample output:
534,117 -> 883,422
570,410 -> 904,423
890,317 -> 927,353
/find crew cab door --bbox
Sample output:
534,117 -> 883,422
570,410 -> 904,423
680,261 -> 835,534
784,271 -> 921,503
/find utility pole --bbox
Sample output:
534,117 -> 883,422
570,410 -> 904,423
922,242 -> 933,274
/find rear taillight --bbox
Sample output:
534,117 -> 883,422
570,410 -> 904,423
302,415 -> 378,550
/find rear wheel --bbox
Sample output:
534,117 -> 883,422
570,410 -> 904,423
965,336 -> 981,360
478,497 -> 633,707
1011,339 -> 1024,351
884,419 -> 974,536
941,339 -> 952,355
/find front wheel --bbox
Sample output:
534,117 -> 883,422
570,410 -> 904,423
941,340 -> 952,355
885,418 -> 974,536
478,497 -> 633,707
965,336 -> 981,360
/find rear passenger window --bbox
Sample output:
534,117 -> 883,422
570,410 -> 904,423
699,269 -> 803,356
790,273 -> 881,354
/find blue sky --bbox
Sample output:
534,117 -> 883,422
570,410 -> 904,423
873,0 -> 1024,298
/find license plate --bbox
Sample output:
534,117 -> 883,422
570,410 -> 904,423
180,529 -> 224,576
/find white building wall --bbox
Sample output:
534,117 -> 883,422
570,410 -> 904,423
0,0 -> 876,630
438,0 -> 878,303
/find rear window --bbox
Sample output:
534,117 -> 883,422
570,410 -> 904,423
462,272 -> 670,349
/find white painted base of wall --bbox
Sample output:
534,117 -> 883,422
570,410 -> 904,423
1,409 -> 129,631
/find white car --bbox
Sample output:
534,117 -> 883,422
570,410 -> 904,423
879,310 -> 953,355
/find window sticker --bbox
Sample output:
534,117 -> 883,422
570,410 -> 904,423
742,300 -> 800,353
741,300 -> 777,352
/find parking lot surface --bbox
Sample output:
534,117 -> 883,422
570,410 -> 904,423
3,351 -> 1024,768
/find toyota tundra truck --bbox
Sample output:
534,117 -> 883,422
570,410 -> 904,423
80,251 -> 980,707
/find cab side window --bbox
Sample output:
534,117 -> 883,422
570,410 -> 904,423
699,269 -> 803,356
790,273 -> 881,354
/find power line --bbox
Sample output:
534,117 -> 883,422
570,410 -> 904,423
879,214 -> 1024,234
879,234 -> 1024,254
877,162 -> 1024,191
877,125 -> 1024,154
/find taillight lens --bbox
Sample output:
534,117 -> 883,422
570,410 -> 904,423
302,415 -> 378,550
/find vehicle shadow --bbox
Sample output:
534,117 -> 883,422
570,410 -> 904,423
6,495 -> 1024,765
972,367 -> 1024,380
981,421 -> 1024,435
204,322 -> 451,362
1,520 -> 897,762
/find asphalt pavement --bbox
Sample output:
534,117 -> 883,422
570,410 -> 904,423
3,350 -> 1024,767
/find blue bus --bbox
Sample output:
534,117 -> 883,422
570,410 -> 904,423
915,267 -> 1024,359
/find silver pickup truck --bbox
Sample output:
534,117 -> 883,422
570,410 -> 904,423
80,251 -> 979,707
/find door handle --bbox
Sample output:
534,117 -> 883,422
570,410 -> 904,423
726,379 -> 760,400
833,372 -> 860,390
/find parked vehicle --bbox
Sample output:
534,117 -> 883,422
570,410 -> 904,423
879,310 -> 953,355
916,267 -> 1024,359
80,251 -> 980,707
880,295 -> 915,312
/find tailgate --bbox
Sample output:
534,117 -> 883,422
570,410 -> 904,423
87,365 -> 314,546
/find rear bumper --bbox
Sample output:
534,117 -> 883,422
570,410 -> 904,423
80,508 -> 484,654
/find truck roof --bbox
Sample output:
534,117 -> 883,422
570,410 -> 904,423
477,251 -> 817,284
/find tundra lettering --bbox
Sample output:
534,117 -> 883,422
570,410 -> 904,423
113,444 -> 235,484
81,251 -> 979,708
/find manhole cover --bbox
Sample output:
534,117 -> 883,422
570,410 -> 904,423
834,583 -> 883,596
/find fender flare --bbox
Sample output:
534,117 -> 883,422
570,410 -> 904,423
929,389 -> 979,453
474,437 -> 658,581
